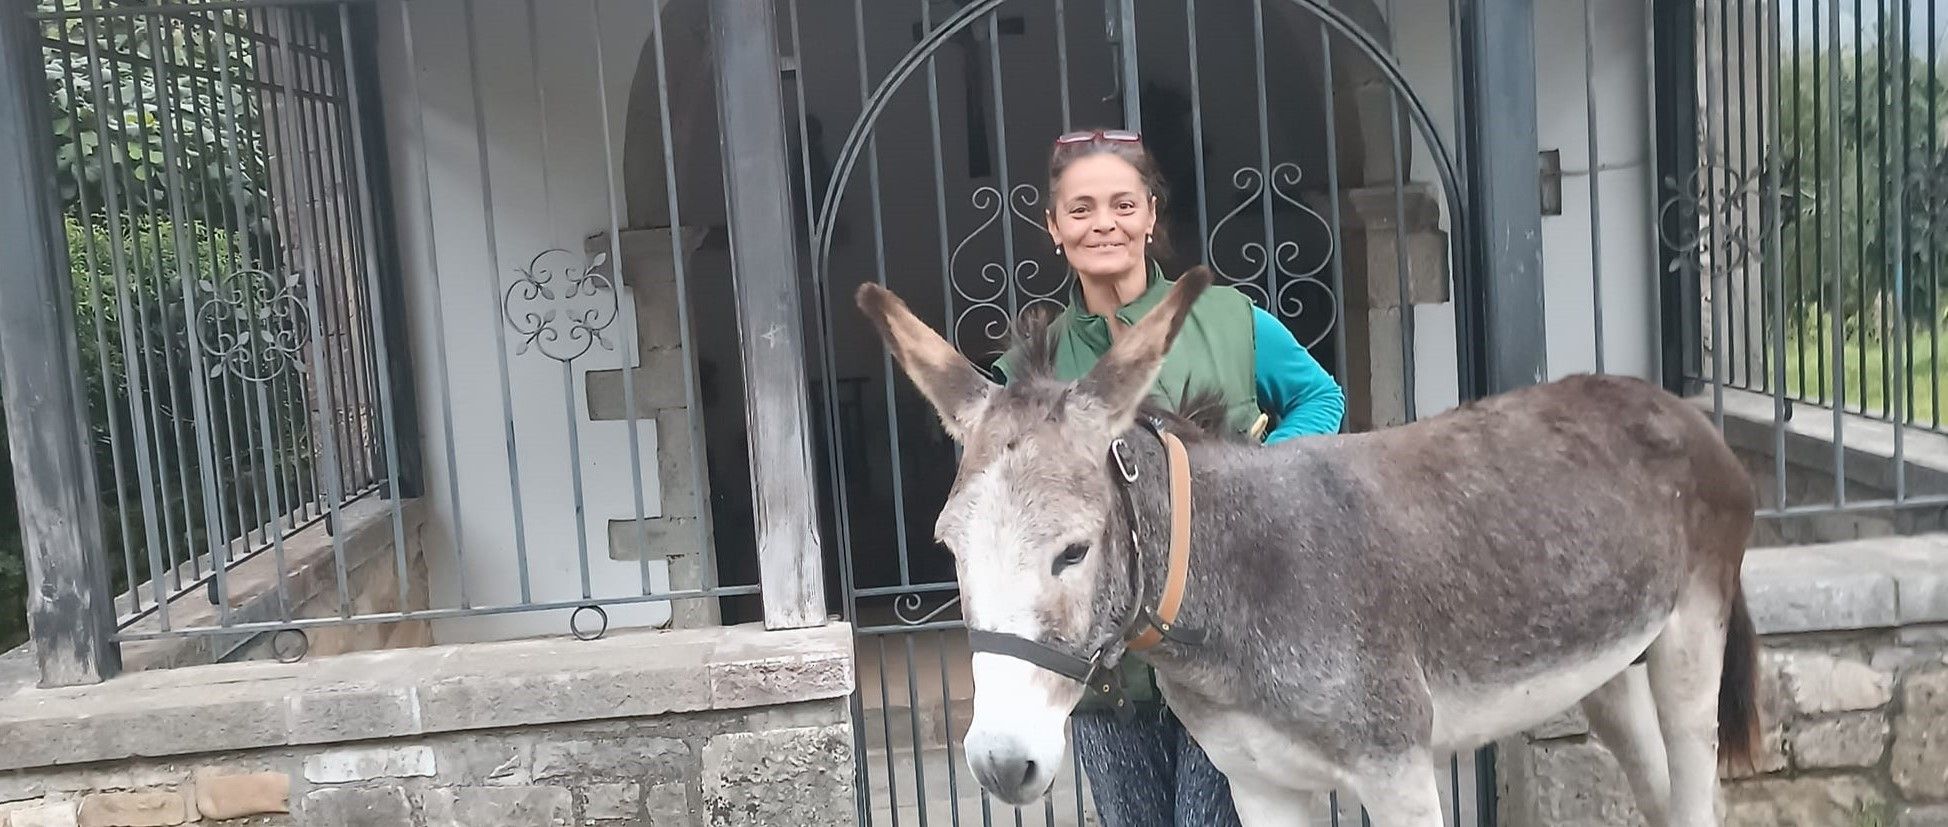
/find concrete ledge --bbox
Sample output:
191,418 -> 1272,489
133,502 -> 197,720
0,622 -> 854,772
1743,535 -> 1948,634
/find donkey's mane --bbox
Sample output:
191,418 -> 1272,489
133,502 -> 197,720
993,305 -> 1244,444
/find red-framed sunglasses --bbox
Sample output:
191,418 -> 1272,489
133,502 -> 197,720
1054,129 -> 1142,146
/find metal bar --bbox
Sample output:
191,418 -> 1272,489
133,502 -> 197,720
1888,0 -> 1908,501
1707,0 -> 1729,427
34,0 -> 377,21
111,584 -> 765,641
1252,0 -> 1275,304
1652,0 -> 1700,394
852,0 -> 912,586
1185,0 -> 1210,262
902,636 -> 929,827
1320,27 -> 1348,387
920,0 -> 954,363
1460,0 -> 1546,392
336,5 -> 420,596
395,0 -> 468,609
1927,0 -> 1939,430
1827,0 -> 1846,505
875,636 -> 902,827
1583,0 -> 1605,373
1766,0 -> 1790,510
178,11 -> 251,558
1790,0 -> 1806,401
1114,0 -> 1140,127
1854,0 -> 1868,416
146,10 -> 235,609
708,0 -> 827,629
210,6 -> 265,598
81,1 -> 172,628
587,0 -> 654,598
987,11 -> 1020,321
295,20 -> 369,497
51,21 -> 143,618
936,630 -> 964,827
462,0 -> 536,602
641,0 -> 717,600
1812,0 -> 1827,401
1054,0 -> 1070,128
0,0 -> 122,685
1390,95 -> 1417,419
120,16 -> 197,593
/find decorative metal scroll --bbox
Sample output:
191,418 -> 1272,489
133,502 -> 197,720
947,183 -> 1067,349
1656,157 -> 1821,276
893,591 -> 963,626
1206,162 -> 1339,347
196,268 -> 312,383
503,248 -> 620,362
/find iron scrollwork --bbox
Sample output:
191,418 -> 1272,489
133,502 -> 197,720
503,248 -> 621,362
893,591 -> 963,626
196,268 -> 312,383
1206,162 -> 1340,348
948,183 -> 1067,347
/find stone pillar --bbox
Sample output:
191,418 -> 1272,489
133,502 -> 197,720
1334,183 -> 1451,431
583,227 -> 720,629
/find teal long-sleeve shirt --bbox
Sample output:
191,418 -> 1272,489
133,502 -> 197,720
1251,305 -> 1345,441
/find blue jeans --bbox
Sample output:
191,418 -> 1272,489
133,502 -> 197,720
1071,707 -> 1244,827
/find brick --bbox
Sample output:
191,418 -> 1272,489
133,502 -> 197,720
700,725 -> 853,827
300,787 -> 411,826
193,770 -> 290,819
584,783 -> 639,820
644,782 -> 693,827
5,802 -> 79,827
532,737 -> 689,784
75,792 -> 185,827
1790,712 -> 1889,769
420,786 -> 570,827
1778,651 -> 1893,714
302,746 -> 435,784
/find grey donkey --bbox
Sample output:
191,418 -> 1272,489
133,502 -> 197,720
855,268 -> 1761,826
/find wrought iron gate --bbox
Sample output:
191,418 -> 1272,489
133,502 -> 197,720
779,0 -> 1484,823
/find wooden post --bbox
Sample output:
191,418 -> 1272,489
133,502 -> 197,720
706,0 -> 828,629
0,2 -> 122,685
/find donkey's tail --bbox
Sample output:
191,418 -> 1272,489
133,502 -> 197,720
1718,586 -> 1762,774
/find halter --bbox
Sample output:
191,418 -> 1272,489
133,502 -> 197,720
963,416 -> 1203,721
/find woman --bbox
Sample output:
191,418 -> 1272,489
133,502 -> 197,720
992,129 -> 1345,826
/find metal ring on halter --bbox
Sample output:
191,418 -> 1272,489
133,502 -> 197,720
570,605 -> 609,641
272,628 -> 309,663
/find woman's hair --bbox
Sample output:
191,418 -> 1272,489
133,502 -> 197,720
1046,131 -> 1173,261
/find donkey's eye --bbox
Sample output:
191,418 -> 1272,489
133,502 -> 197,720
1052,543 -> 1090,576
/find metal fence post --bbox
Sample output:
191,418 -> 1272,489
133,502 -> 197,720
1459,0 -> 1547,395
0,0 -> 122,686
1651,0 -> 1702,395
707,0 -> 829,629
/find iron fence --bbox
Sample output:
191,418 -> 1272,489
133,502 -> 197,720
1653,0 -> 1948,528
17,0 -> 761,655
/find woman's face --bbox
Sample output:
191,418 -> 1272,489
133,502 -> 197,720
1046,153 -> 1156,282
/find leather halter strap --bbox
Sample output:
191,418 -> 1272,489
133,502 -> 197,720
1126,427 -> 1193,652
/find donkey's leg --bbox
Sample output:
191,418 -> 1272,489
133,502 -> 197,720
1226,777 -> 1326,827
1582,664 -> 1672,824
1646,590 -> 1731,827
1345,753 -> 1445,827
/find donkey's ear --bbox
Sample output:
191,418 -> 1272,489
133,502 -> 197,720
1073,267 -> 1212,434
856,282 -> 998,442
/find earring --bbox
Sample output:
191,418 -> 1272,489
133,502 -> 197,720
1056,244 -> 1064,256
1146,233 -> 1154,244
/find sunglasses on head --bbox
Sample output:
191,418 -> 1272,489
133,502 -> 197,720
1054,129 -> 1142,146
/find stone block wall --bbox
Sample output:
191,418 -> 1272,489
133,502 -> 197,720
0,704 -> 850,827
0,624 -> 855,827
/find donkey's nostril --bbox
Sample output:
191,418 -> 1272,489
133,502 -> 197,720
1018,759 -> 1038,788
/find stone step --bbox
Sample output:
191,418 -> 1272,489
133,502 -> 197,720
858,698 -> 975,750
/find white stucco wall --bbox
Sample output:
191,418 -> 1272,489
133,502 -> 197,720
372,0 -> 678,642
1387,0 -> 1660,420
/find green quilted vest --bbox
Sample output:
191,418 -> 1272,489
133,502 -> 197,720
993,260 -> 1260,711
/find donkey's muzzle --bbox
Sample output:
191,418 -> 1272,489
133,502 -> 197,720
966,733 -> 1055,806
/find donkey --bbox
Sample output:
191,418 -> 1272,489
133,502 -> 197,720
855,268 -> 1759,826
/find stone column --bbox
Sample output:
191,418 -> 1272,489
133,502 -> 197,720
583,227 -> 720,628
1334,183 -> 1451,431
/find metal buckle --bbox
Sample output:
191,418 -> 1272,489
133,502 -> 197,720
1110,438 -> 1139,484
